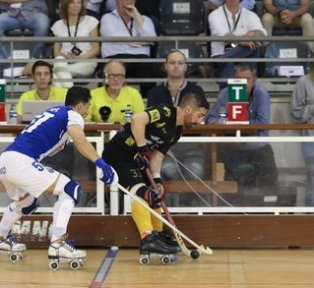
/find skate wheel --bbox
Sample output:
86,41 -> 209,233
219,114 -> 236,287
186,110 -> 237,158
79,258 -> 85,267
139,255 -> 150,265
69,259 -> 80,270
18,252 -> 24,260
9,253 -> 19,263
49,259 -> 59,271
160,255 -> 171,264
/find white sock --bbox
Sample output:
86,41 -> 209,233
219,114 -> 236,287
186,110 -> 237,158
0,203 -> 22,239
51,193 -> 74,242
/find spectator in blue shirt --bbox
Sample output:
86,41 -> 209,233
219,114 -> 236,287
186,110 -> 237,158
207,64 -> 278,189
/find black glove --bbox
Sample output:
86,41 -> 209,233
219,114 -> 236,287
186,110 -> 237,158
134,145 -> 152,170
143,187 -> 162,208
152,177 -> 165,202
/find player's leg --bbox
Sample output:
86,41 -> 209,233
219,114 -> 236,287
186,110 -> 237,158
48,173 -> 86,260
130,184 -> 178,255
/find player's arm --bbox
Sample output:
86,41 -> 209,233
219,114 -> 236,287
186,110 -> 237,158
67,124 -> 117,184
149,150 -> 165,176
130,111 -> 150,146
67,124 -> 99,162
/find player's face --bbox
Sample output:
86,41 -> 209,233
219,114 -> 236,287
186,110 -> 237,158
104,62 -> 126,91
234,69 -> 256,96
77,101 -> 90,118
164,52 -> 187,79
184,107 -> 207,129
33,66 -> 52,90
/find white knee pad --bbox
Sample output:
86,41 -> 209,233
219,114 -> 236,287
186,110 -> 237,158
53,174 -> 82,204
10,195 -> 39,215
129,183 -> 146,195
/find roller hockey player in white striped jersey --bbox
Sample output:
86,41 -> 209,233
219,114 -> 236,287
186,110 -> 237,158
0,86 -> 118,269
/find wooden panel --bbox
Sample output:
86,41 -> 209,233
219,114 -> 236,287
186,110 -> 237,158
15,215 -> 314,248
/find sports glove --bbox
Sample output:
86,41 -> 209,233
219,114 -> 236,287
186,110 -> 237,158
134,144 -> 152,170
94,158 -> 117,185
153,177 -> 165,202
143,187 -> 162,208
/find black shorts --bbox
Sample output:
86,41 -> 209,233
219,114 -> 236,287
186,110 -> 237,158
102,143 -> 149,188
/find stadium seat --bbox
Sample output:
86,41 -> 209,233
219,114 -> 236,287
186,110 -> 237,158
159,0 -> 205,36
262,41 -> 312,78
155,42 -> 204,76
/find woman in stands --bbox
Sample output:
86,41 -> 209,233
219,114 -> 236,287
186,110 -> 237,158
51,0 -> 100,87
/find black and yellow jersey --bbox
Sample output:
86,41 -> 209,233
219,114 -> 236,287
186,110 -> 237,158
108,104 -> 182,157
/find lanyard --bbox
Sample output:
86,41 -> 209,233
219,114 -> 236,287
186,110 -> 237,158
67,17 -> 80,45
121,17 -> 134,36
223,5 -> 242,33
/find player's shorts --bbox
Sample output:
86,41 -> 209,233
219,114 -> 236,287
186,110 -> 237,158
102,146 -> 148,188
0,151 -> 59,201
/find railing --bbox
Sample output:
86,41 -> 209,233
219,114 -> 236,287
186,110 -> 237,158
1,123 -> 314,215
1,35 -> 312,98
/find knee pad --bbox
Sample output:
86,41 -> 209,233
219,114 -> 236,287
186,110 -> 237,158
53,174 -> 82,204
131,183 -> 160,208
10,195 -> 39,215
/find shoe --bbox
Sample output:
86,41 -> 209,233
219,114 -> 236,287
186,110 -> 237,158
0,234 -> 26,252
140,231 -> 178,255
48,234 -> 86,259
158,230 -> 181,253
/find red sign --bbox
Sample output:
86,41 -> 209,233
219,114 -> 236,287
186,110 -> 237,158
228,103 -> 248,122
0,103 -> 5,122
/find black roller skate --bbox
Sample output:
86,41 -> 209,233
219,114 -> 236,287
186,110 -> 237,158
139,231 -> 178,265
0,234 -> 26,262
158,230 -> 181,253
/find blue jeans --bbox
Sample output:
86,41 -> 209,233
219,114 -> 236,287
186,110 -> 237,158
214,45 -> 261,88
301,142 -> 314,206
0,12 -> 50,59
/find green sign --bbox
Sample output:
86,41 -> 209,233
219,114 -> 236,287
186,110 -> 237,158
0,79 -> 6,102
228,79 -> 247,102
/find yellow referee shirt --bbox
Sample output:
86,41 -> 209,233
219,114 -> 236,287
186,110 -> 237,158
17,86 -> 68,116
86,86 -> 145,123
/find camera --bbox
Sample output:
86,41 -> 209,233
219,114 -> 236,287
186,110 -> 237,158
71,46 -> 82,56
99,106 -> 111,122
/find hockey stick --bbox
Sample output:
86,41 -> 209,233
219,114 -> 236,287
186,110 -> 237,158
145,168 -> 206,259
117,183 -> 213,256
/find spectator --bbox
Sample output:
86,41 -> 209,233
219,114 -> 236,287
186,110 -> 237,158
207,64 -> 278,190
208,0 -> 266,85
0,0 -> 50,62
86,59 -> 144,123
100,0 -> 157,96
207,0 -> 256,11
51,0 -> 100,88
262,0 -> 314,51
291,63 -> 314,205
147,49 -> 207,185
16,60 -> 67,123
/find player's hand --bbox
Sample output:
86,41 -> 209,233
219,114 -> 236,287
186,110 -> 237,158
94,158 -> 118,185
144,187 -> 162,208
153,177 -> 165,202
134,145 -> 152,170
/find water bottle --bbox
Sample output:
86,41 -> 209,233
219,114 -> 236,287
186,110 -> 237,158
218,107 -> 227,124
124,104 -> 133,123
8,104 -> 17,124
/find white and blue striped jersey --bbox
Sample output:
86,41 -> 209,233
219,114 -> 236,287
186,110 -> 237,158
6,106 -> 84,161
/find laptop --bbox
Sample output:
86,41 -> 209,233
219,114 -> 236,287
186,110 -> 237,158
22,100 -> 64,123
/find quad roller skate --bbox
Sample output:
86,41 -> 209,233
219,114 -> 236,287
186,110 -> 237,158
0,234 -> 26,263
139,231 -> 178,265
48,234 -> 86,271
158,230 -> 181,253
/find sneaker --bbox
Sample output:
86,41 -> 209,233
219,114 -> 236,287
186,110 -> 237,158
48,234 -> 86,259
140,231 -> 178,255
0,234 -> 26,252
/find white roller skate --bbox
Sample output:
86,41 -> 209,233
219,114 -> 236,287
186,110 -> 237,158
0,234 -> 26,262
48,234 -> 86,271
139,231 -> 178,265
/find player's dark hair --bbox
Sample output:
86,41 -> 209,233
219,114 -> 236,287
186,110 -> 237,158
179,92 -> 209,110
32,60 -> 53,76
65,86 -> 91,106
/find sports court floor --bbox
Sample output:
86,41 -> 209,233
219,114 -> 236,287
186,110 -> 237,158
1,248 -> 314,287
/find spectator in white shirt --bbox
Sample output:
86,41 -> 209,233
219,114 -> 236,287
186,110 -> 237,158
100,0 -> 156,96
208,0 -> 266,86
51,0 -> 100,87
